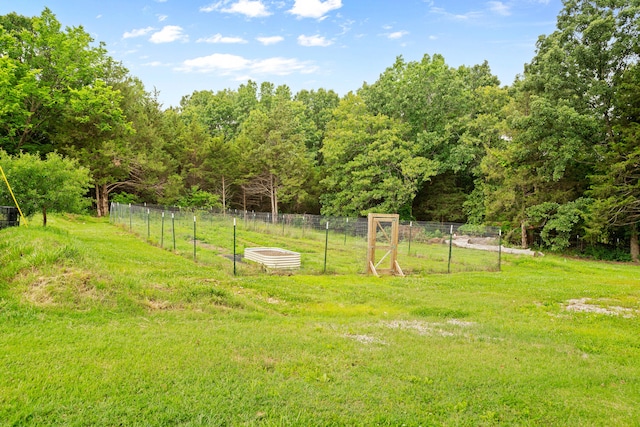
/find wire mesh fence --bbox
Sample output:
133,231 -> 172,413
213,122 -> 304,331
109,203 -> 503,276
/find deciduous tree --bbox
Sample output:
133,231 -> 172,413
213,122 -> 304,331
235,95 -> 314,220
0,150 -> 91,226
320,94 -> 436,218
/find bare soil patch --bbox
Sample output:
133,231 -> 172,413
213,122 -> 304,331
564,298 -> 636,318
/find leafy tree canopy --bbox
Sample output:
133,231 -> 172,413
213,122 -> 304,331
0,150 -> 92,226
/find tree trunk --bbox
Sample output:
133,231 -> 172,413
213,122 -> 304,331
521,220 -> 528,249
96,184 -> 103,217
221,175 -> 226,213
274,184 -> 278,222
42,206 -> 47,227
95,184 -> 109,217
631,224 -> 639,263
270,173 -> 278,223
242,186 -> 247,213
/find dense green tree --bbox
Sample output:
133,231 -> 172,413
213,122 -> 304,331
320,93 -> 436,217
55,79 -> 133,216
176,185 -> 221,210
235,95 -> 315,220
527,198 -> 592,251
525,0 -> 640,135
589,63 -> 640,260
180,89 -> 241,140
0,9 -> 118,154
360,54 -> 503,220
205,135 -> 241,212
0,55 -> 43,154
294,88 -> 340,164
107,78 -> 179,206
511,0 -> 640,253
234,80 -> 259,124
180,127 -> 240,212
482,92 -> 598,247
0,150 -> 91,226
0,9 -> 136,216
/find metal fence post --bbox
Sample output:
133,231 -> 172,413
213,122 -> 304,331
161,212 -> 165,248
448,225 -> 453,274
193,216 -> 197,262
408,221 -> 412,255
324,221 -> 329,274
344,218 -> 348,245
498,229 -> 502,271
233,218 -> 237,276
172,212 -> 176,251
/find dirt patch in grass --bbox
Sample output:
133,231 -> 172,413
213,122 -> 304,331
380,319 -> 476,337
564,298 -> 636,318
344,334 -> 387,345
192,240 -> 227,253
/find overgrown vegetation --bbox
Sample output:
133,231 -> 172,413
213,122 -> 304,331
1,215 -> 639,425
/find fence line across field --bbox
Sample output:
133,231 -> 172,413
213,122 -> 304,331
109,203 -> 503,276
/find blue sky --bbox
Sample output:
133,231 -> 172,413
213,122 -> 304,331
1,0 -> 562,108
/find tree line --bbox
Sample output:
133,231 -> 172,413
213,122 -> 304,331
1,1 -> 640,260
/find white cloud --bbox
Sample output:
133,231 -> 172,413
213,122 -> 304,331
257,36 -> 285,45
252,57 -> 317,75
123,26 -> 155,39
488,1 -> 511,16
388,31 -> 408,39
288,0 -> 342,19
158,14 -> 168,22
234,74 -> 253,82
149,26 -> 189,43
226,0 -> 271,17
180,53 -> 251,72
337,18 -> 354,35
201,0 -> 271,17
143,61 -> 165,67
430,6 -> 483,21
197,34 -> 248,44
298,34 -> 333,47
199,2 -> 220,12
177,53 -> 317,76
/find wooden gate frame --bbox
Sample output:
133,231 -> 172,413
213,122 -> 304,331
367,213 -> 404,277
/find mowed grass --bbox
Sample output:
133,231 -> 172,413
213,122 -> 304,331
1,214 -> 639,426
117,208 -> 501,276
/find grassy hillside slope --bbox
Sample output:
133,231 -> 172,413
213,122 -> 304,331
1,215 -> 639,426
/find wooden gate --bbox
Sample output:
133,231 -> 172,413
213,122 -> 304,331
367,213 -> 404,277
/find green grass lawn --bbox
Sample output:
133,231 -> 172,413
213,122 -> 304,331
115,207 -> 501,276
1,214 -> 639,426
